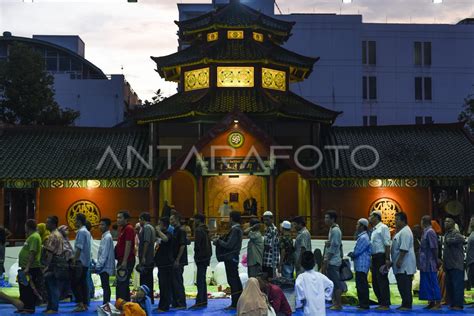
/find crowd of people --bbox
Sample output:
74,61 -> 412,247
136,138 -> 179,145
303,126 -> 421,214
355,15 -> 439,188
239,210 -> 474,315
6,206 -> 474,315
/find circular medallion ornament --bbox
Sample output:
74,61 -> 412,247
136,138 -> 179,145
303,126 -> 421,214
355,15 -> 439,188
369,197 -> 402,229
66,200 -> 101,230
227,132 -> 245,148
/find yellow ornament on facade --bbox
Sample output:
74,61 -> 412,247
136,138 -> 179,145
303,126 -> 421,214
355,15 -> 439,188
217,67 -> 254,88
185,68 -> 210,91
252,32 -> 264,42
227,30 -> 244,40
262,68 -> 286,91
207,32 -> 219,42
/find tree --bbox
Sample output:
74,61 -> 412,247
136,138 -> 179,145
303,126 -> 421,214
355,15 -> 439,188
0,43 -> 79,125
143,89 -> 165,107
126,89 -> 165,118
459,94 -> 474,134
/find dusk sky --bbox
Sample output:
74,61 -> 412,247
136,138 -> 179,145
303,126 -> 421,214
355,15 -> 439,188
1,0 -> 473,101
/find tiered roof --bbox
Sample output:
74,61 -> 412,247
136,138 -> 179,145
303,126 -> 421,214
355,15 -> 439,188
140,0 -> 337,124
136,88 -> 340,124
152,37 -> 317,80
176,0 -> 294,44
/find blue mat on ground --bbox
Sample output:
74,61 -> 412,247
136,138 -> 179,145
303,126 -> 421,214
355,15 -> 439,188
0,300 -> 472,315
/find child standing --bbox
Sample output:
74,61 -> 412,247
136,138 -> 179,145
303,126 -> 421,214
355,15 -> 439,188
295,251 -> 333,316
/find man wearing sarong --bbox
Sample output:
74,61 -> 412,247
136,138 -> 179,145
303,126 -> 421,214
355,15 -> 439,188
418,215 -> 442,310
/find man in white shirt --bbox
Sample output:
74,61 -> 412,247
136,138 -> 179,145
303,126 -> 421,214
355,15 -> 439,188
369,210 -> 392,310
296,251 -> 333,316
96,218 -> 115,305
391,212 -> 416,311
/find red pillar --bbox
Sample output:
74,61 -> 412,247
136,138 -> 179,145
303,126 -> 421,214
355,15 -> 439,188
149,180 -> 159,224
196,176 -> 204,214
268,175 -> 275,214
35,187 -> 40,223
310,181 -> 318,236
428,185 -> 433,216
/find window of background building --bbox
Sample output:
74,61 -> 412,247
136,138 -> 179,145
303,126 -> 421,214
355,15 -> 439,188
415,77 -> 432,101
363,115 -> 378,126
415,77 -> 423,100
71,59 -> 82,71
416,116 -> 433,124
59,53 -> 71,72
423,42 -> 432,66
424,77 -> 432,100
363,76 -> 377,100
363,76 -> 367,99
45,49 -> 57,72
414,41 -> 431,66
362,40 -> 376,65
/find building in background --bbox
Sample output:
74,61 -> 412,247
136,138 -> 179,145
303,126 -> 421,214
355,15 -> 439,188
0,32 -> 142,127
178,0 -> 474,126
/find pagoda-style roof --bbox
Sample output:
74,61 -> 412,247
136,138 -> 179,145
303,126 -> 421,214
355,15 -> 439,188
315,123 -> 474,179
176,0 -> 294,43
135,88 -> 341,124
0,126 -> 161,180
152,36 -> 318,81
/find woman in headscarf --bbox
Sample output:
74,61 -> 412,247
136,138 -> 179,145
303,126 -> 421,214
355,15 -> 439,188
237,277 -> 271,316
35,224 -> 52,304
58,225 -> 74,262
37,223 -> 51,244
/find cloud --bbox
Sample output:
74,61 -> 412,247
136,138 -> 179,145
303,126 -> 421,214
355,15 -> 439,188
0,0 -> 472,101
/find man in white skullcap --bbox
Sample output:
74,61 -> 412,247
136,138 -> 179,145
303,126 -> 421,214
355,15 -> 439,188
369,210 -> 392,310
278,220 -> 295,279
262,211 -> 279,278
348,218 -> 372,310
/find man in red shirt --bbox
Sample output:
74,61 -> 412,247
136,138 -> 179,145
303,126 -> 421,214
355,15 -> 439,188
257,275 -> 292,316
115,210 -> 136,301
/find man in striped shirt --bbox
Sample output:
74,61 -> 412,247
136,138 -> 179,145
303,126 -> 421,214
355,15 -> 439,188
349,218 -> 372,310
262,211 -> 279,279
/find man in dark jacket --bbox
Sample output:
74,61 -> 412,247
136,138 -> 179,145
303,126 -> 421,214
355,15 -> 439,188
191,213 -> 212,309
170,212 -> 188,309
154,217 -> 173,313
443,217 -> 465,311
213,211 -> 243,310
